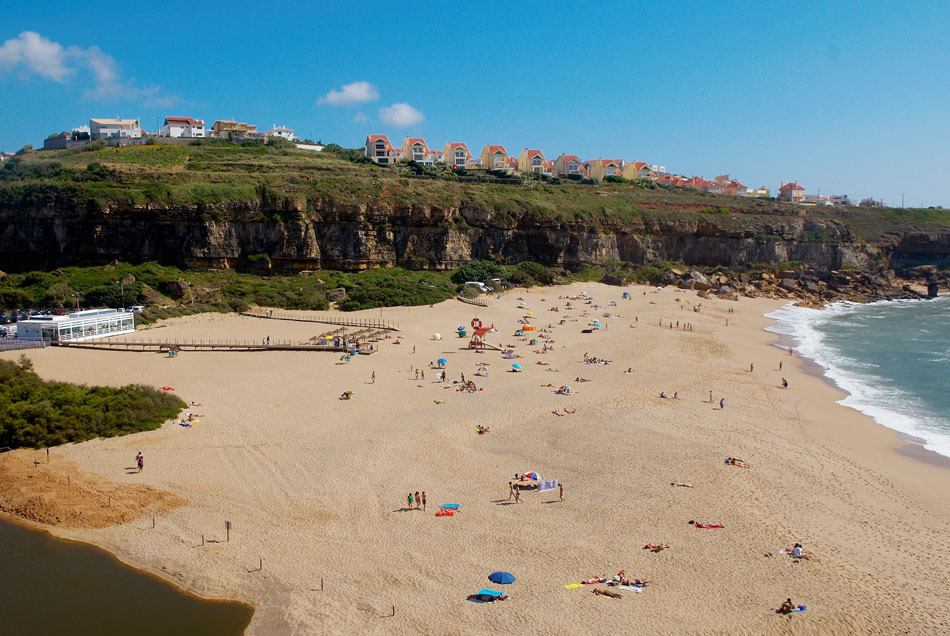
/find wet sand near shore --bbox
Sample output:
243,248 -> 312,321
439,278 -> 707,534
2,282 -> 948,635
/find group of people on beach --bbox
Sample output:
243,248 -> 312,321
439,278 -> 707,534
406,490 -> 427,511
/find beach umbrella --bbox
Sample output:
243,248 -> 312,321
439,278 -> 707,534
438,358 -> 447,364
525,311 -> 534,316
458,326 -> 465,331
512,363 -> 521,370
488,572 -> 516,585
523,472 -> 540,480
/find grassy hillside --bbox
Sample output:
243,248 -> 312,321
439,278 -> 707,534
1,141 -> 946,243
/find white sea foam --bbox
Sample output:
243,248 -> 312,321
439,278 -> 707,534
765,300 -> 950,458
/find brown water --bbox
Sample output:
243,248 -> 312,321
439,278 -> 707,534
0,516 -> 253,636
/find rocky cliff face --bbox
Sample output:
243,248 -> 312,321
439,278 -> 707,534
1,198 -> 947,273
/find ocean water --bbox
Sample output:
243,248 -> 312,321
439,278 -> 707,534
765,295 -> 950,458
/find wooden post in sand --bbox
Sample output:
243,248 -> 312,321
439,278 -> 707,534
226,520 -> 231,542
392,605 -> 395,617
46,448 -> 49,463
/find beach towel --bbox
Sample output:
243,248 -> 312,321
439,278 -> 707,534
617,585 -> 643,593
440,503 -> 460,509
538,479 -> 558,492
564,583 -> 583,589
435,510 -> 454,517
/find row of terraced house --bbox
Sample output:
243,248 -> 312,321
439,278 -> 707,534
364,134 -> 770,196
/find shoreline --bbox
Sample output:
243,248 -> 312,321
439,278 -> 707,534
2,283 -> 948,634
764,297 -> 950,467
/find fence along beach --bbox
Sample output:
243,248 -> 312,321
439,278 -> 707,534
1,283 -> 948,635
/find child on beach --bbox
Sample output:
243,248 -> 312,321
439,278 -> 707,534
136,452 -> 143,472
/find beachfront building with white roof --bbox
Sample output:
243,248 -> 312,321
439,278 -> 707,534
90,118 -> 142,140
16,309 -> 135,342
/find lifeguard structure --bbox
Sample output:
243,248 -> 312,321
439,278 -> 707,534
467,317 -> 500,351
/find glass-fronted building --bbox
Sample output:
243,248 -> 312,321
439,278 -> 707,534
16,309 -> 135,342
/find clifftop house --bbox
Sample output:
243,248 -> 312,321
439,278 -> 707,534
443,142 -> 471,168
588,158 -> 624,182
402,138 -> 438,165
777,181 -> 806,203
261,125 -> 298,141
622,161 -> 656,181
554,154 -> 586,178
480,145 -> 510,172
90,117 -> 141,140
163,117 -> 205,138
365,134 -> 401,164
211,119 -> 257,139
518,149 -> 547,174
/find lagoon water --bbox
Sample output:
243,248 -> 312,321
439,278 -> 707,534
0,516 -> 253,636
766,295 -> 950,458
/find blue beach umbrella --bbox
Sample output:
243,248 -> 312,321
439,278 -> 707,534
488,572 -> 516,585
437,358 -> 447,364
512,363 -> 521,370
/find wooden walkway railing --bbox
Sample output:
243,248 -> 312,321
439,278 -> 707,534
51,339 -> 379,354
456,295 -> 491,307
241,310 -> 398,331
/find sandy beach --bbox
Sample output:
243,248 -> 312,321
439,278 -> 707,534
3,282 -> 949,635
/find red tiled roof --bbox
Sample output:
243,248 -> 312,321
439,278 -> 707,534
164,117 -> 203,126
523,149 -> 544,158
598,159 -> 623,166
445,142 -> 469,151
779,181 -> 803,191
485,145 -> 507,153
368,134 -> 391,145
558,154 -> 581,162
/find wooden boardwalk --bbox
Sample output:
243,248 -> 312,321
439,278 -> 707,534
241,310 -> 398,331
51,339 -> 378,354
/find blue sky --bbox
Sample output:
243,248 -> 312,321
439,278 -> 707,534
2,1 -> 948,206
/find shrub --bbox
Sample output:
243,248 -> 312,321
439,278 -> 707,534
0,358 -> 186,448
450,260 -> 503,285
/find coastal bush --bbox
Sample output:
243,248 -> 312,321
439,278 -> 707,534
0,357 -> 185,448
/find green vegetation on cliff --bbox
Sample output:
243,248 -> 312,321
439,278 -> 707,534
1,142 -> 946,244
0,356 -> 186,448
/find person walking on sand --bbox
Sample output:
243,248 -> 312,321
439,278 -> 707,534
750,362 -> 754,372
421,491 -> 427,511
508,482 -> 515,501
414,491 -> 421,511
136,452 -> 143,472
371,371 -> 376,384
719,397 -> 725,409
709,391 -> 713,403
559,483 -> 564,502
514,489 -> 522,504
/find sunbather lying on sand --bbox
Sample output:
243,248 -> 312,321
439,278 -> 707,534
475,425 -> 490,434
643,543 -> 669,552
592,588 -> 622,599
575,377 -> 590,382
692,522 -> 724,529
581,577 -> 609,584
671,482 -> 694,487
725,457 -> 749,468
553,410 -> 565,416
468,593 -> 507,603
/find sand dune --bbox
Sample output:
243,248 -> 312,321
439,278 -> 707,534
3,282 -> 949,635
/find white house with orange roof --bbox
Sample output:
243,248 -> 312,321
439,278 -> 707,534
162,116 -> 205,138
401,137 -> 438,165
553,154 -> 585,177
443,142 -> 471,168
621,161 -> 655,181
518,149 -> 547,174
588,158 -> 624,182
365,134 -> 401,164
480,145 -> 510,172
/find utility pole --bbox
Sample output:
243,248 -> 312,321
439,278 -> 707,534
901,193 -> 904,208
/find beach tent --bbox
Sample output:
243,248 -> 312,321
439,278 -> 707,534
488,572 -> 516,585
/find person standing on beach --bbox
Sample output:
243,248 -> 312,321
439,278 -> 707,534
407,492 -> 413,509
750,363 -> 754,372
559,483 -> 564,502
371,371 -> 376,384
421,369 -> 424,380
782,378 -> 788,389
414,491 -> 420,511
709,391 -> 713,403
514,489 -> 522,504
719,398 -> 725,409
421,491 -> 427,511
779,361 -> 783,371
136,452 -> 143,472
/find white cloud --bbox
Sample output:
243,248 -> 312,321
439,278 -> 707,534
379,103 -> 424,127
0,31 -> 176,106
352,112 -> 369,123
318,81 -> 379,106
0,31 -> 72,81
